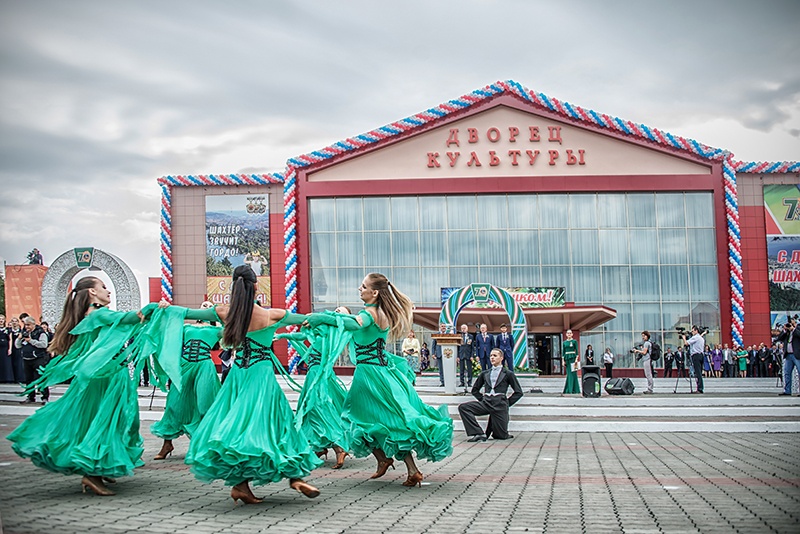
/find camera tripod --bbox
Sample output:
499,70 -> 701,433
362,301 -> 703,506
672,362 -> 695,394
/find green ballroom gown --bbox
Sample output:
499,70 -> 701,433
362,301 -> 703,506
184,312 -> 322,486
6,304 -> 181,478
150,323 -> 222,440
562,338 -> 581,394
340,310 -> 453,462
278,312 -> 351,453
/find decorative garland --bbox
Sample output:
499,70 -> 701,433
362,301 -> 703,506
156,174 -> 283,303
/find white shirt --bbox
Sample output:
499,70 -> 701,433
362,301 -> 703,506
686,334 -> 704,355
489,365 -> 502,394
603,351 -> 614,364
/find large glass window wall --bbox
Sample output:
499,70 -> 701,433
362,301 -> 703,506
309,192 -> 719,367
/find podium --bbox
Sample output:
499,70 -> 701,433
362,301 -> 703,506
431,334 -> 463,394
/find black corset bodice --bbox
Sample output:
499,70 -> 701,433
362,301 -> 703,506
306,347 -> 322,368
354,338 -> 387,366
235,338 -> 274,369
182,339 -> 212,363
114,336 -> 137,367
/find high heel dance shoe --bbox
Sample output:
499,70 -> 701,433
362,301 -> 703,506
369,458 -> 395,479
315,448 -> 329,460
289,479 -> 320,499
332,450 -> 350,470
81,476 -> 115,496
153,441 -> 174,460
402,472 -> 423,487
230,484 -> 263,505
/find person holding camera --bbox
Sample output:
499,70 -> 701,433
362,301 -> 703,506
632,331 -> 654,394
683,326 -> 707,393
14,317 -> 50,403
775,321 -> 799,396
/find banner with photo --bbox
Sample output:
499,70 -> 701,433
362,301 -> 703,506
441,286 -> 565,308
206,195 -> 271,306
765,184 -> 800,313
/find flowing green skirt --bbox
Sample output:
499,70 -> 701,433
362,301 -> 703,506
151,357 -> 221,440
563,356 -> 581,394
185,359 -> 322,486
297,363 -> 347,452
342,362 -> 453,462
8,368 -> 143,478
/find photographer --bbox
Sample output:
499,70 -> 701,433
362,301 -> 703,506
14,317 -> 49,403
632,330 -> 654,394
682,326 -> 707,394
775,320 -> 799,396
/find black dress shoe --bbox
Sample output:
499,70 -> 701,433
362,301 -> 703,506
467,435 -> 487,442
778,392 -> 791,396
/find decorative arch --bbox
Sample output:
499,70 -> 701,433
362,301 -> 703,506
439,283 -> 528,367
41,248 -> 141,324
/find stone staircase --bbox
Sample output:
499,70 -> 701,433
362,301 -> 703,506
1,375 -> 798,433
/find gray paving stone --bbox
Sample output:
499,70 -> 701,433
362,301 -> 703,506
1,415 -> 799,533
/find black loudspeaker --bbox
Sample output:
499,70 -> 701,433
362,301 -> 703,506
582,365 -> 602,397
605,377 -> 635,395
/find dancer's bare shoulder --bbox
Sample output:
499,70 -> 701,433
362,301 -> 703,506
214,304 -> 230,321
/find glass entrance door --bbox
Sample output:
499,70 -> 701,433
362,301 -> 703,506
529,334 -> 562,375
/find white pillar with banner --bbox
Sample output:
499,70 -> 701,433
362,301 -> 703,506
431,334 -> 462,394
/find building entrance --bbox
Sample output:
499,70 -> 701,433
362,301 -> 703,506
529,334 -> 562,375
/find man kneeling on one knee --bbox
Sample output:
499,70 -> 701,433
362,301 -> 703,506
458,348 -> 523,442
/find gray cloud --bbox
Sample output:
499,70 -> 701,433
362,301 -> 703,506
1,0 -> 798,300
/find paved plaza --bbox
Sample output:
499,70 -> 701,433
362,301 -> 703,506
0,376 -> 798,533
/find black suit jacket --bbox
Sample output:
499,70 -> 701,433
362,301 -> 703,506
458,333 -> 475,359
471,366 -> 523,406
475,333 -> 494,359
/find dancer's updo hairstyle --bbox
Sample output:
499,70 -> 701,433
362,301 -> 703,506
222,265 -> 258,349
364,273 -> 413,341
50,276 -> 102,356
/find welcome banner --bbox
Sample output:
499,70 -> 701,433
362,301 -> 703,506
441,286 -> 565,308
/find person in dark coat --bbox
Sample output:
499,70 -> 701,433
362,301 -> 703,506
457,324 -> 475,387
495,324 -> 514,370
475,323 -> 494,372
458,349 -> 523,441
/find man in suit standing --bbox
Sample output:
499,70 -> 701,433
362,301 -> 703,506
457,324 -> 475,387
721,343 -> 734,378
458,348 -> 524,441
475,323 -> 494,372
495,323 -> 514,371
430,323 -> 448,387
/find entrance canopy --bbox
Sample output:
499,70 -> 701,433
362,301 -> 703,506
413,304 -> 616,334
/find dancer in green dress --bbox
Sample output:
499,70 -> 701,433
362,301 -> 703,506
277,306 -> 351,469
151,302 -> 222,460
182,265 -> 322,505
305,273 -> 453,488
6,277 -> 178,496
562,329 -> 581,394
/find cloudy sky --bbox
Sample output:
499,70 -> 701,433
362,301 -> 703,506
1,0 -> 798,303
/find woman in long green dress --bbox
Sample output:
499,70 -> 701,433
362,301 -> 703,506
562,329 -> 581,394
151,305 -> 222,460
277,306 -> 351,469
6,276 -> 173,496
305,273 -> 453,487
182,265 -> 322,505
